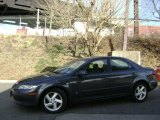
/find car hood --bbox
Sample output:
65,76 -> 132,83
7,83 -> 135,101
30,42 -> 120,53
17,72 -> 62,85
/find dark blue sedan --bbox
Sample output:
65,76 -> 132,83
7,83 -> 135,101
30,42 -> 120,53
10,56 -> 158,113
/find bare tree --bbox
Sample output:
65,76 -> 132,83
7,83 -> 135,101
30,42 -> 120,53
37,0 -> 125,56
151,0 -> 160,19
36,0 -> 76,35
73,0 -> 125,56
145,0 -> 160,19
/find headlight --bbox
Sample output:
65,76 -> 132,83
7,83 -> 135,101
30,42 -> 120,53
12,81 -> 19,87
18,85 -> 38,90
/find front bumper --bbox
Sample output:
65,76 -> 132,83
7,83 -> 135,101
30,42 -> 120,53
10,88 -> 39,106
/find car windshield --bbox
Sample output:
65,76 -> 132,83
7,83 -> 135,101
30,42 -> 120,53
54,60 -> 86,74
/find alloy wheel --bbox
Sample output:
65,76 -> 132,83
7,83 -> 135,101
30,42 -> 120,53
131,83 -> 148,102
135,85 -> 147,101
43,92 -> 63,112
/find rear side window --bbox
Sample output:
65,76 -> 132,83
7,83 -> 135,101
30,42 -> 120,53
110,59 -> 132,71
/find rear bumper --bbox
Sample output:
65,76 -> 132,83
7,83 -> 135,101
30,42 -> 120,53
149,79 -> 158,91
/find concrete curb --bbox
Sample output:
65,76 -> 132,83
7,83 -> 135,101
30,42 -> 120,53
55,113 -> 160,120
0,80 -> 17,83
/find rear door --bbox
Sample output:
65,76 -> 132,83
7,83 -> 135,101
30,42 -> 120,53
107,58 -> 137,96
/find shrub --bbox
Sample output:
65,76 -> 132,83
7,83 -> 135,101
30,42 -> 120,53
35,44 -> 65,72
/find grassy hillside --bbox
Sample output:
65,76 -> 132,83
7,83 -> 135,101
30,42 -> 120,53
0,35 -> 159,80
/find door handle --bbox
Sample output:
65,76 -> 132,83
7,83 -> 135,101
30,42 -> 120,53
69,81 -> 78,84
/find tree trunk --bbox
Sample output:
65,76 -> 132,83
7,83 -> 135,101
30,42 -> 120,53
73,37 -> 78,57
49,14 -> 53,36
93,37 -> 103,55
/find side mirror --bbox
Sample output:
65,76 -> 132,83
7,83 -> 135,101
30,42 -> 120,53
77,70 -> 86,77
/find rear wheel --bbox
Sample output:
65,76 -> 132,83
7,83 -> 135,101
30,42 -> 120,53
41,88 -> 67,113
132,83 -> 148,102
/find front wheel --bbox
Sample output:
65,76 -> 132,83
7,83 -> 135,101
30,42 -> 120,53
41,88 -> 67,113
132,83 -> 148,102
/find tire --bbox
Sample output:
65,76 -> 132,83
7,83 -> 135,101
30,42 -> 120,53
41,88 -> 67,113
132,83 -> 148,102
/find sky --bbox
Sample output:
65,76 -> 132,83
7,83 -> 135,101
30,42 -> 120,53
130,0 -> 160,26
0,0 -> 160,32
83,0 -> 160,26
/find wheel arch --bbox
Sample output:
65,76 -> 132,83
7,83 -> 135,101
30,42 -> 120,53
132,80 -> 151,92
38,85 -> 72,106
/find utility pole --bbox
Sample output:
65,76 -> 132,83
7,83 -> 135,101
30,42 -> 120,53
123,0 -> 130,51
134,0 -> 139,38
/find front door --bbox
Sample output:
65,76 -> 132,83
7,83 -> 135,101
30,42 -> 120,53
70,59 -> 110,100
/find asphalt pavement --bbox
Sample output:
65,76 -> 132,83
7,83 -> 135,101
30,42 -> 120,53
0,83 -> 160,120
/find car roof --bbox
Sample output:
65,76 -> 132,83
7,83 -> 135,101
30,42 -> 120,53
80,56 -> 142,69
81,56 -> 129,61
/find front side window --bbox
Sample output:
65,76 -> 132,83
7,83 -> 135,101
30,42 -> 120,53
86,59 -> 108,74
110,59 -> 132,71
